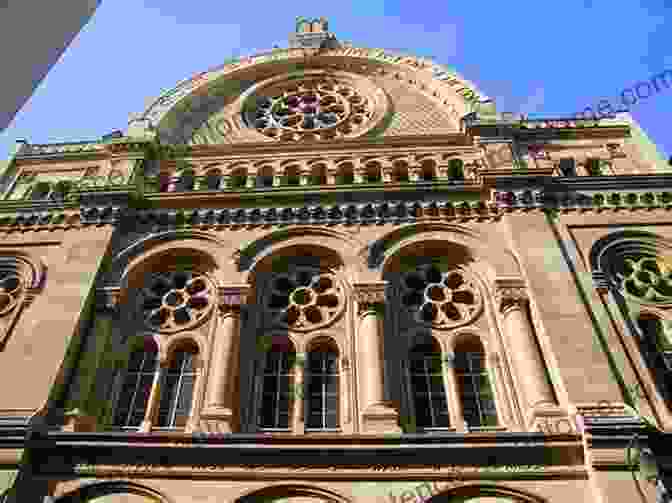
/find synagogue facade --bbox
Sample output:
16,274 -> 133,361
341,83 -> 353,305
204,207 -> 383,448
0,17 -> 669,503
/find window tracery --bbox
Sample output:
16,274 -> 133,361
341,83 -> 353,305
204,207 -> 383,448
244,79 -> 374,142
400,264 -> 481,328
139,271 -> 215,333
617,255 -> 672,304
264,266 -> 344,331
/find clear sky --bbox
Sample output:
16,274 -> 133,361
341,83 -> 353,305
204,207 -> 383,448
1,0 -> 670,160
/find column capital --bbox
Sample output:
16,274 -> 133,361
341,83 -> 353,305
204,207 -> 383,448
493,278 -> 528,313
353,281 -> 387,315
217,284 -> 250,315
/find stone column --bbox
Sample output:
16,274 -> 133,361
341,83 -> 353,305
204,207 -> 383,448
201,285 -> 250,433
494,279 -> 561,430
354,282 -> 400,434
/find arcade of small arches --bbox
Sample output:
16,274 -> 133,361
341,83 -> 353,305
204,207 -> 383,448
144,157 -> 470,194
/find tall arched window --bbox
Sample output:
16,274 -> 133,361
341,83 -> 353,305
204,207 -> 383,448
113,344 -> 159,428
408,339 -> 450,429
454,338 -> 498,428
156,345 -> 198,428
258,344 -> 295,430
637,315 -> 672,402
305,344 -> 339,430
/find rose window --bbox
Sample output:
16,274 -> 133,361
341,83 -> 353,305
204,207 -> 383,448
265,267 -> 344,330
0,271 -> 22,316
617,256 -> 672,303
140,271 -> 214,332
400,265 -> 481,327
244,80 -> 374,141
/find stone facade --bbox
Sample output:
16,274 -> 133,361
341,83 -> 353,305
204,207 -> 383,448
0,17 -> 669,503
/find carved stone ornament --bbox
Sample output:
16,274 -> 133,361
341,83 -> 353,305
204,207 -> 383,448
493,278 -> 529,313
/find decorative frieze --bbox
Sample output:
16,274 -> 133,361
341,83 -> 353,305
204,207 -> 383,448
67,462 -> 584,479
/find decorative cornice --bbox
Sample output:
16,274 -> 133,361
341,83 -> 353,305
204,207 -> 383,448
120,200 -> 500,228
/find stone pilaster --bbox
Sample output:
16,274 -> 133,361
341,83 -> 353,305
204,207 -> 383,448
494,278 -> 568,431
353,281 -> 400,434
200,284 -> 250,433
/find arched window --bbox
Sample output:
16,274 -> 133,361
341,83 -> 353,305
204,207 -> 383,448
454,338 -> 498,428
156,345 -> 198,428
175,168 -> 195,191
637,315 -> 672,402
559,158 -> 576,177
113,345 -> 159,428
50,180 -> 73,202
258,345 -> 295,430
448,159 -> 464,181
30,181 -> 51,201
408,339 -> 450,429
305,344 -> 339,430
203,169 -> 222,190
230,169 -> 247,189
586,158 -> 602,176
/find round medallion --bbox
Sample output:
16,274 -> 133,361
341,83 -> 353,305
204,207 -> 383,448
400,264 -> 481,328
139,271 -> 215,333
264,267 -> 345,331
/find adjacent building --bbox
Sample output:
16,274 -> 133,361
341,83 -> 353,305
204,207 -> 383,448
0,16 -> 670,503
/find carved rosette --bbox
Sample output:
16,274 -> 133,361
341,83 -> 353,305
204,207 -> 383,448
354,282 -> 387,316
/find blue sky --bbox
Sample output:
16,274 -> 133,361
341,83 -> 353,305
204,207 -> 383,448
1,0 -> 671,160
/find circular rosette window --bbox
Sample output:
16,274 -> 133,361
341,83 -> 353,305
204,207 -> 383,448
400,265 -> 482,328
616,255 -> 672,304
264,267 -> 345,330
242,73 -> 387,142
0,271 -> 22,316
140,271 -> 215,333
